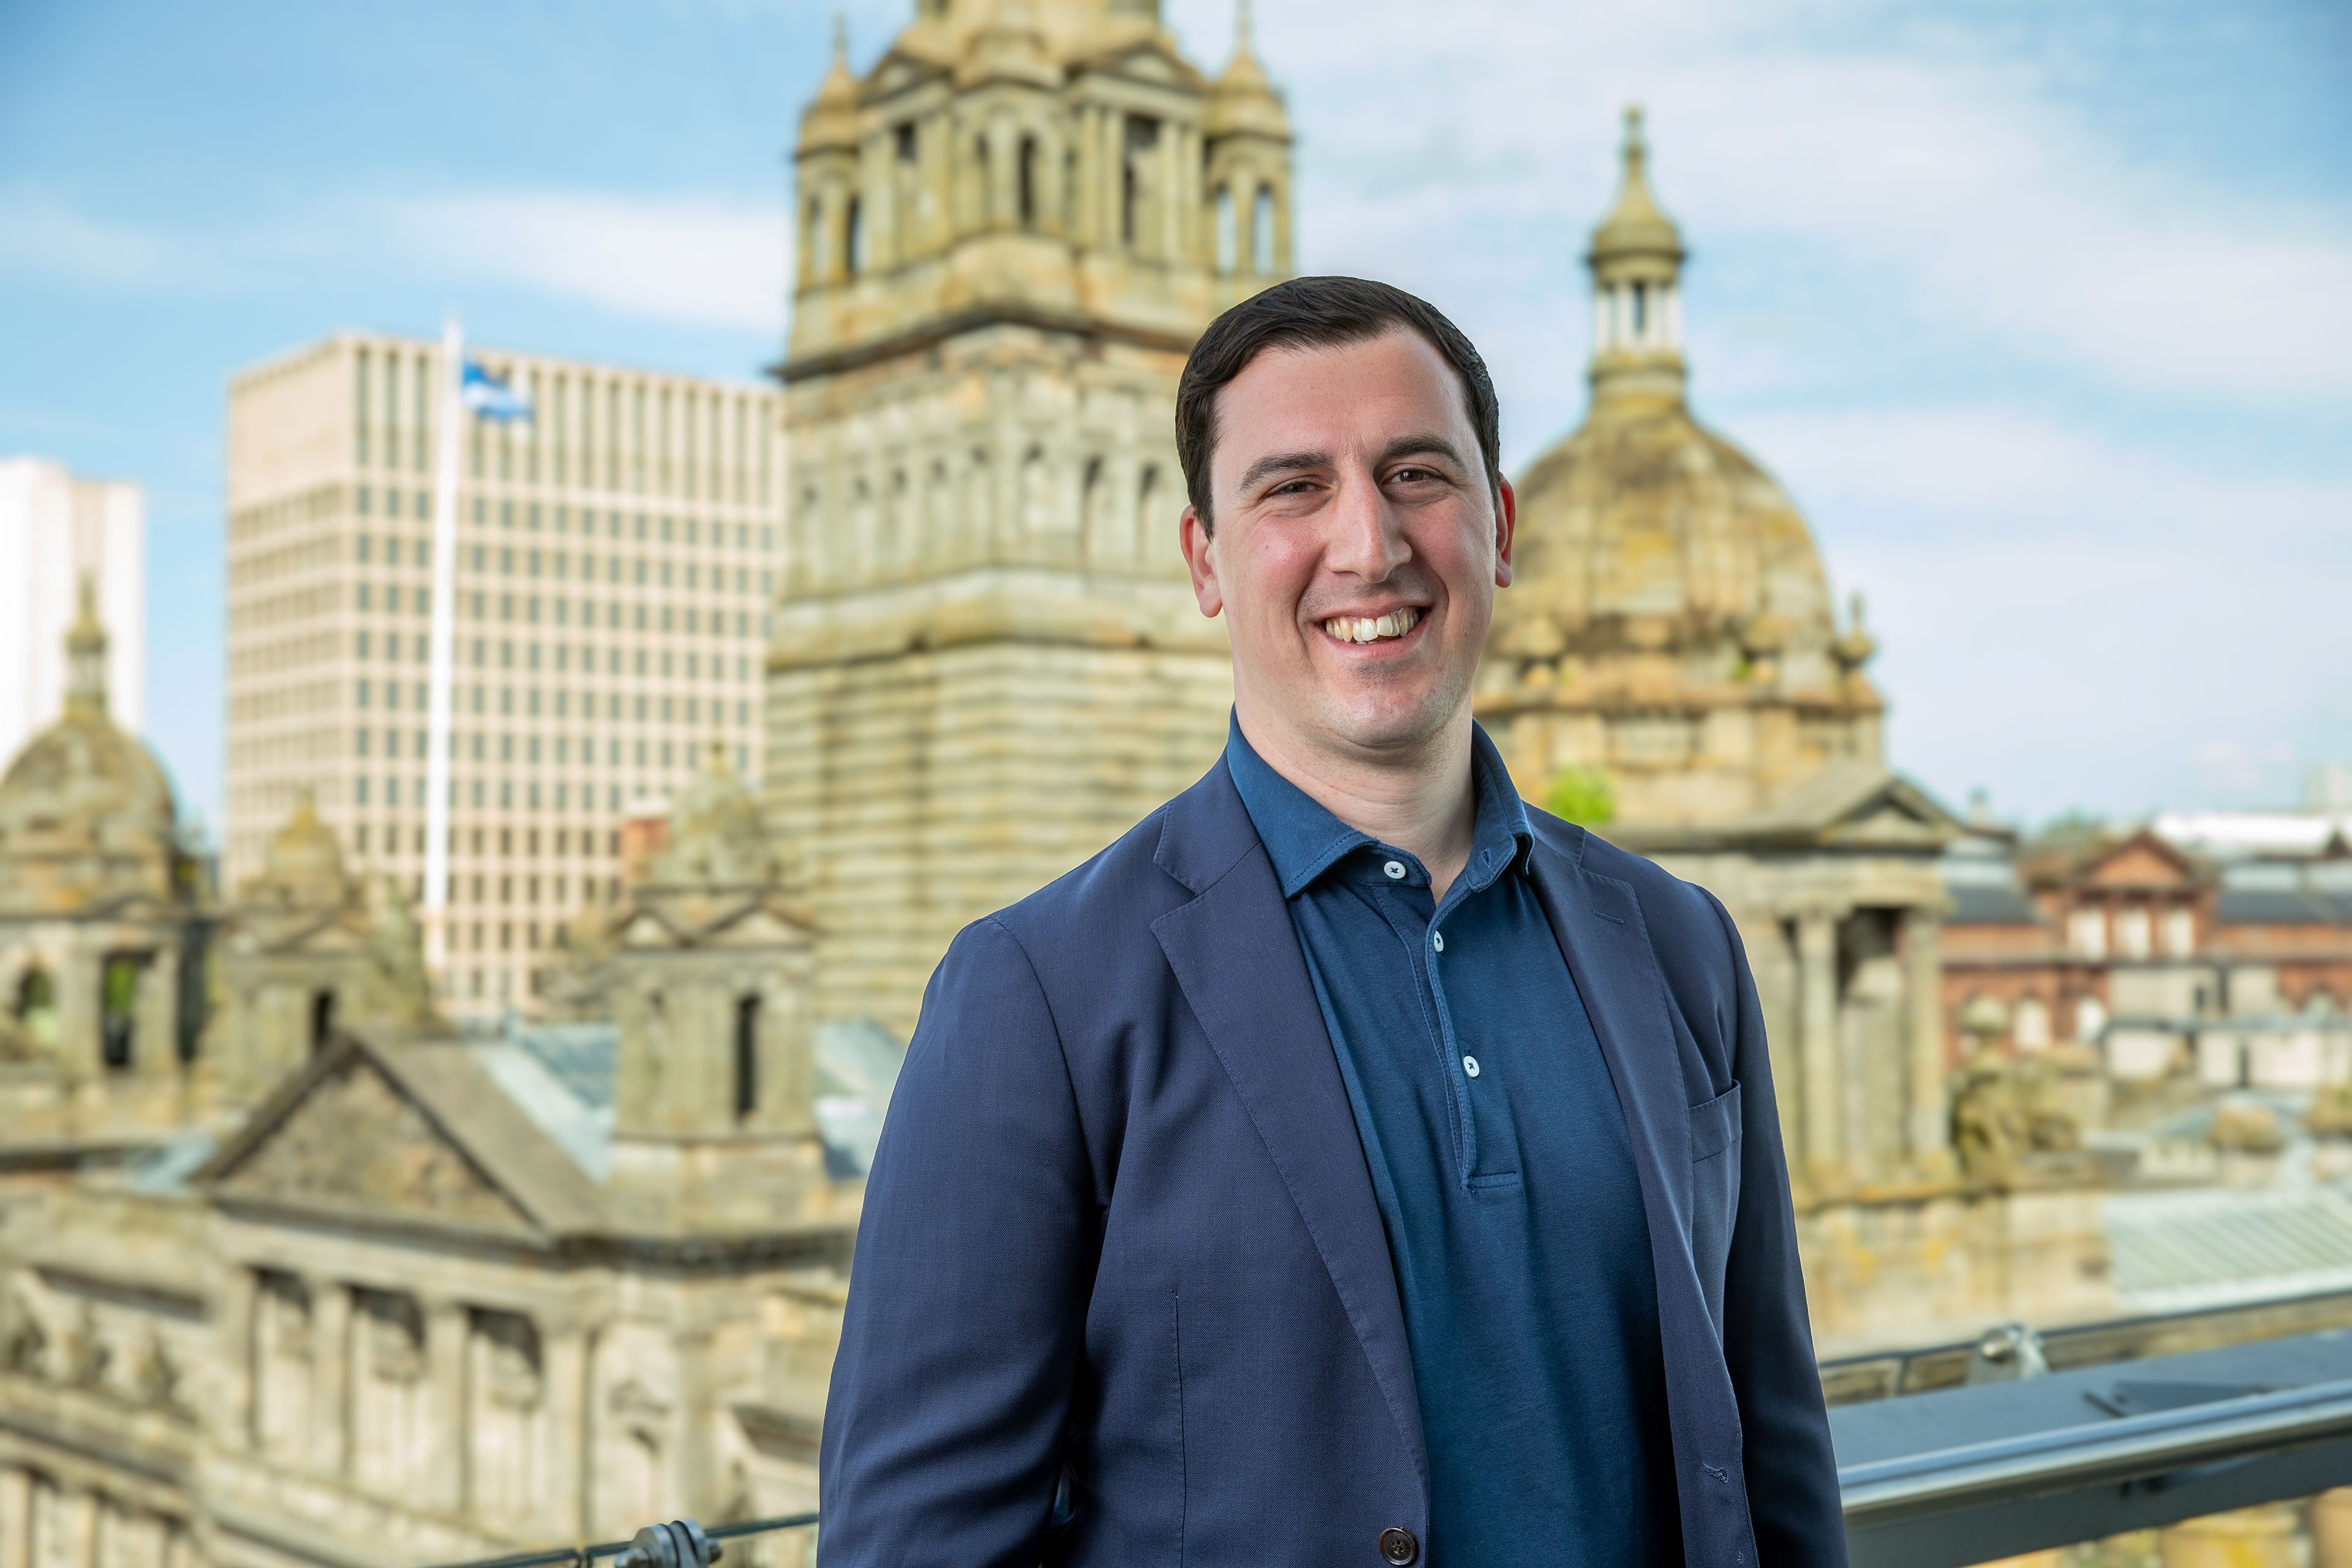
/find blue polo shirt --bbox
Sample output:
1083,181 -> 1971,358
1226,717 -> 1678,1566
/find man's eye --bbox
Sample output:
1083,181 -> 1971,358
1390,466 -> 1439,484
1269,479 -> 1316,496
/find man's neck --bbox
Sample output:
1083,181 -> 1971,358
1235,698 -> 1480,903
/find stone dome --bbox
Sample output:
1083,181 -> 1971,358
1478,110 -> 1881,828
0,585 -> 183,911
245,787 -> 350,908
652,742 -> 785,889
1495,409 -> 1840,677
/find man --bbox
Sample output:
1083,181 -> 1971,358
820,277 -> 1845,1566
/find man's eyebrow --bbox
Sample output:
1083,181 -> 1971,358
1234,448 -> 1332,495
1378,433 -> 1471,471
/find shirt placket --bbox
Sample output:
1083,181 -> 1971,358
1366,858 -> 1481,1185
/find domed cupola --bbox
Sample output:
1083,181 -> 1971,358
0,578 -> 186,914
1479,108 -> 1883,828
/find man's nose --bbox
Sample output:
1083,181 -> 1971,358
1325,469 -> 1410,582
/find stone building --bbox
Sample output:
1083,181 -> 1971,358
209,790 -> 444,1104
222,330 -> 785,1019
0,585 -> 209,1164
1479,109 -> 1962,1194
1942,824 -> 2352,1088
764,0 -> 1292,1034
0,753 -> 853,1568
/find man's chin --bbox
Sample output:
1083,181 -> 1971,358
1307,687 -> 1461,758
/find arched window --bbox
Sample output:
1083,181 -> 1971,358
100,955 -> 140,1071
1080,457 -> 1107,559
844,195 -> 865,277
734,994 -> 760,1121
1122,162 -> 1139,247
2014,997 -> 2051,1050
1632,281 -> 1649,336
310,990 -> 336,1055
1252,184 -> 1275,274
1215,186 -> 1236,274
1018,135 -> 1039,228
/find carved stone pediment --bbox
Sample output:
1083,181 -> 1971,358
211,1054 -> 533,1236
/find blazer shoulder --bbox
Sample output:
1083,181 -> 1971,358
1526,804 -> 1736,962
987,799 -> 1192,955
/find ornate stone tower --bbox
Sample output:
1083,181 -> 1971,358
213,789 -> 442,1103
565,744 -> 827,1230
1479,106 -> 1885,829
766,0 -> 1293,1033
0,582 -> 204,1107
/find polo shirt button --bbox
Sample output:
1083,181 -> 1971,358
1463,1055 -> 1480,1078
1431,931 -> 1445,953
1378,1526 -> 1419,1564
1383,859 -> 1406,881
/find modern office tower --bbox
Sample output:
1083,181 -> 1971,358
223,333 -> 785,1017
767,2 -> 1294,1035
0,456 -> 145,767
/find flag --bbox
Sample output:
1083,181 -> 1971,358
461,360 -> 533,421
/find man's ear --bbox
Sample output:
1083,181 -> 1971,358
1179,504 -> 1224,617
1492,476 -> 1517,589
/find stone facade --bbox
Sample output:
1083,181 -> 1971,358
1479,109 -> 1960,1196
764,0 -> 1292,1034
0,586 -> 211,1163
0,755 -> 851,1568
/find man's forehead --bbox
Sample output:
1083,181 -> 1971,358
1215,331 -> 1469,471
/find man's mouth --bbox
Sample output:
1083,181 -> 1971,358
1319,606 -> 1422,645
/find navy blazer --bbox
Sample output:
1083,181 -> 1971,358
820,757 -> 1845,1567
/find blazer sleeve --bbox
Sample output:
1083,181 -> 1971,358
1706,891 -> 1850,1567
818,916 -> 1099,1567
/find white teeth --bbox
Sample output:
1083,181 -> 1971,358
1322,606 -> 1419,644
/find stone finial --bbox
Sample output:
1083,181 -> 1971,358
1589,104 -> 1684,268
64,574 -> 108,716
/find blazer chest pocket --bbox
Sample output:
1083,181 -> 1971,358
1688,1082 -> 1742,1330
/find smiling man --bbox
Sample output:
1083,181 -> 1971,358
819,277 -> 1845,1567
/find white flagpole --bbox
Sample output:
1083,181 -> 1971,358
422,317 -> 464,985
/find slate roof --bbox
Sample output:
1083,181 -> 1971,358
2106,1186 -> 2352,1313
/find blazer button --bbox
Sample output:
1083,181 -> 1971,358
1378,1526 -> 1419,1564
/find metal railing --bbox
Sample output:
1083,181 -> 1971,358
1834,1323 -> 2352,1566
435,1513 -> 816,1568
423,1308 -> 2352,1568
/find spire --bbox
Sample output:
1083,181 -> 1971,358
1589,105 -> 1684,267
64,574 -> 108,717
1206,0 -> 1289,140
1585,104 -> 1688,417
797,13 -> 860,152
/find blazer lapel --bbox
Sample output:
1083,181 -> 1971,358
1151,762 -> 1429,1500
1528,830 -> 1748,1558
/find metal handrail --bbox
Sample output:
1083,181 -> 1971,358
428,1513 -> 818,1568
1840,1375 -> 2352,1518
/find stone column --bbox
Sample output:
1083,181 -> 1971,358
312,1281 -> 352,1477
137,946 -> 179,1076
1101,108 -> 1123,247
1904,907 -> 1953,1172
423,1298 -> 470,1513
57,947 -> 99,1084
673,1326 -> 717,1520
541,1327 -> 592,1541
220,1267 -> 260,1450
1797,911 -> 1842,1178
0,1466 -> 28,1568
2312,1487 -> 2352,1568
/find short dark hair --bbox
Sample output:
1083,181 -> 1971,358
1174,276 -> 1502,532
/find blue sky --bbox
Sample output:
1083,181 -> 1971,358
2,0 -> 2348,835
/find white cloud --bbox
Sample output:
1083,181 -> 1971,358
0,187 -> 208,287
377,190 -> 790,334
1720,404 -> 2352,815
1184,0 -> 2352,405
